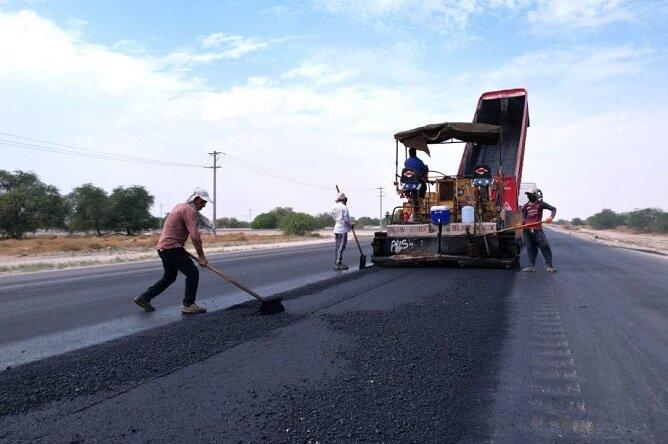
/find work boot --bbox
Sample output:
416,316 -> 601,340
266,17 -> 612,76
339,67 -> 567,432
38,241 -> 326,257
182,303 -> 207,315
521,266 -> 535,272
546,266 -> 557,273
134,295 -> 155,312
334,263 -> 349,271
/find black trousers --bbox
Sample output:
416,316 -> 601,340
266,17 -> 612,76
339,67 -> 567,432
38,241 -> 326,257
141,247 -> 199,306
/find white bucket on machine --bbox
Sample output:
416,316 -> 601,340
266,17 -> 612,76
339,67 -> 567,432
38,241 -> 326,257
462,205 -> 475,224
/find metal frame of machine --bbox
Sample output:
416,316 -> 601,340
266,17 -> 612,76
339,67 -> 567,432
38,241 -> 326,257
372,89 -> 530,267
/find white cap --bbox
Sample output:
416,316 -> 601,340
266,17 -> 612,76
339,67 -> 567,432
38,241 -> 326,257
187,187 -> 212,203
336,192 -> 347,201
525,187 -> 539,194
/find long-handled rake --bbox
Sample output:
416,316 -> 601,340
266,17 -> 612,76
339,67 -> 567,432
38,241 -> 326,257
187,251 -> 285,315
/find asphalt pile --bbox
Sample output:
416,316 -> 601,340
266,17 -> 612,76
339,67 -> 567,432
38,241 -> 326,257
259,274 -> 511,442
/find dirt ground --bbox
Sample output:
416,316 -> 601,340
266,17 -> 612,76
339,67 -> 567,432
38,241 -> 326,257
0,229 -> 374,274
549,225 -> 667,256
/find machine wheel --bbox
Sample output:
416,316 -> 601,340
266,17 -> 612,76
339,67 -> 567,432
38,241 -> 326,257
372,232 -> 389,257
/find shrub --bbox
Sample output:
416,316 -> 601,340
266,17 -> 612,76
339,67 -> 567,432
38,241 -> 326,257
217,217 -> 250,229
251,207 -> 295,229
554,219 -> 569,225
279,212 -> 318,235
571,218 -> 584,226
586,209 -> 624,230
624,208 -> 667,233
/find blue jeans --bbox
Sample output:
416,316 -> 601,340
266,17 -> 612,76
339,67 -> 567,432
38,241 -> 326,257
523,230 -> 553,267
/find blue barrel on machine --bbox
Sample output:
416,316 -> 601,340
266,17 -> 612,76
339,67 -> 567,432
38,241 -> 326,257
430,206 -> 450,225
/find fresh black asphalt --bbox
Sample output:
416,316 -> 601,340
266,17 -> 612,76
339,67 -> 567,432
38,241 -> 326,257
0,230 -> 666,442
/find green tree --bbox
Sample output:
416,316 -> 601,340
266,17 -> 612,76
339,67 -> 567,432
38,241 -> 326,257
279,212 -> 318,235
571,217 -> 584,226
68,184 -> 110,235
216,217 -> 251,229
251,207 -> 295,229
313,212 -> 335,229
108,186 -> 155,235
0,189 -> 36,239
0,170 -> 66,238
625,208 -> 667,233
586,209 -> 624,229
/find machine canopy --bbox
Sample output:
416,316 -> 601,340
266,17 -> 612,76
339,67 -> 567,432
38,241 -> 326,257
394,122 -> 501,156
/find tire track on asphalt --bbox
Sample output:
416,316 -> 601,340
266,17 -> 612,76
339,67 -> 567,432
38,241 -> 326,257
527,279 -> 594,440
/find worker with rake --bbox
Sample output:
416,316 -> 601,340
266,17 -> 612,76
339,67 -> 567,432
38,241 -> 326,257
134,188 -> 212,314
522,188 -> 557,273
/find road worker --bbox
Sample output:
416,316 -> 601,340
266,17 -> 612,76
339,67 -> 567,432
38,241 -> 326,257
331,192 -> 353,271
404,148 -> 429,198
134,188 -> 211,314
521,187 -> 557,273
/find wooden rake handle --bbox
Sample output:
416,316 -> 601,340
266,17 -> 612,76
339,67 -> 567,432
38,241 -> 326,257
472,220 -> 546,237
187,251 -> 266,302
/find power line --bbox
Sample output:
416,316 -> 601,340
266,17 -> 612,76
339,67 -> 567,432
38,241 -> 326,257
221,152 -> 376,192
0,132 -> 206,168
1,130 -> 379,191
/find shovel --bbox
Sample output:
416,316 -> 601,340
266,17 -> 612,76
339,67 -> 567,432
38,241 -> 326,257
350,226 -> 367,269
187,251 -> 285,315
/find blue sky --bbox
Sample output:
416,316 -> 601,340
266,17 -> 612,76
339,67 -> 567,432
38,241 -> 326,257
1,0 -> 667,220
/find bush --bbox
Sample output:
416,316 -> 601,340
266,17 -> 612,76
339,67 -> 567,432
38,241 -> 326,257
313,212 -> 335,229
216,217 -> 250,229
251,207 -> 295,229
554,219 -> 569,225
279,212 -> 318,235
251,212 -> 280,229
571,217 -> 584,226
586,209 -> 625,230
624,208 -> 667,233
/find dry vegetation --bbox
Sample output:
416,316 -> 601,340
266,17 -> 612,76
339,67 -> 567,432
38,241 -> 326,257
0,232 -> 319,257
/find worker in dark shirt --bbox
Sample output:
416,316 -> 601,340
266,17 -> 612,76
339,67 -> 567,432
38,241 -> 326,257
404,148 -> 429,198
521,188 -> 557,273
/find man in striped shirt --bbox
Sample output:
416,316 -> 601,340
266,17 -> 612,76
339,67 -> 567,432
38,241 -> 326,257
134,188 -> 211,314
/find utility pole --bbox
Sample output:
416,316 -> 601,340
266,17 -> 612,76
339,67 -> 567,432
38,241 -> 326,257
207,151 -> 221,236
377,187 -> 385,228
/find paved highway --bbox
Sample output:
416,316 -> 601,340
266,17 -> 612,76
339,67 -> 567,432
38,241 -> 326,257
0,242 -> 370,368
0,231 -> 666,442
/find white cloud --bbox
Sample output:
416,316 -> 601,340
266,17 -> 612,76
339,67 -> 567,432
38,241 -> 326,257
314,0 -> 656,35
160,32 -> 270,66
527,0 -> 634,30
482,44 -> 652,84
282,63 -> 358,85
198,32 -> 269,57
0,8 -> 664,220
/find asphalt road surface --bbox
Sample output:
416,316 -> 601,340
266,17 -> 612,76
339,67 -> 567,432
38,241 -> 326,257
0,242 -> 370,368
0,230 -> 666,442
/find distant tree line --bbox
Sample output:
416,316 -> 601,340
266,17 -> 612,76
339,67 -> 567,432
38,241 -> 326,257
556,208 -> 667,233
0,170 -> 159,239
1,170 -> 389,240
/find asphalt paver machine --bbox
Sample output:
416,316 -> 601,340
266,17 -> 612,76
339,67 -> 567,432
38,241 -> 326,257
372,88 -> 530,267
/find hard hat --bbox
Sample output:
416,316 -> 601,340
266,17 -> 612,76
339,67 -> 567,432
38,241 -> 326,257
525,187 -> 539,195
336,192 -> 347,201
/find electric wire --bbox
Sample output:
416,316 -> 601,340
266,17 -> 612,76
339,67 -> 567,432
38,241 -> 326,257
1,131 -> 379,191
0,133 -> 205,168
